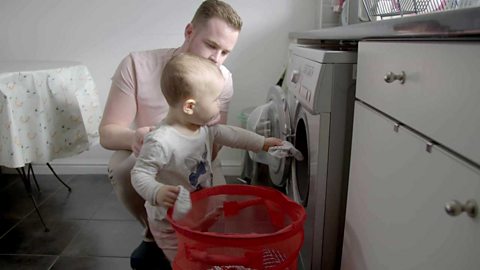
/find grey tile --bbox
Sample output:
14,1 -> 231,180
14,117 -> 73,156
0,174 -> 18,192
0,176 -> 60,220
51,256 -> 130,270
36,175 -> 112,221
27,173 -> 75,194
0,189 -> 36,220
0,254 -> 57,270
0,174 -> 145,269
36,192 -> 104,222
62,220 -> 142,257
0,218 -> 19,238
0,218 -> 86,255
91,191 -> 135,221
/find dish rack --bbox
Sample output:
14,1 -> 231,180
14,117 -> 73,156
362,0 -> 463,20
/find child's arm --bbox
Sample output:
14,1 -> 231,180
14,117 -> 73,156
209,124 -> 282,152
131,132 -> 179,207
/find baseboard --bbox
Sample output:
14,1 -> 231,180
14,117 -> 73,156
218,160 -> 242,176
2,160 -> 243,176
2,163 -> 108,175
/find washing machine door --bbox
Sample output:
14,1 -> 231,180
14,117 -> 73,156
288,105 -> 313,270
265,85 -> 292,187
288,105 -> 310,207
247,85 -> 292,187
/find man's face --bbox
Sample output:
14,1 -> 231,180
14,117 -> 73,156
185,17 -> 239,66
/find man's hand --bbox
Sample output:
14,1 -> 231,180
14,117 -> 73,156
263,137 -> 283,152
132,126 -> 155,157
155,185 -> 180,208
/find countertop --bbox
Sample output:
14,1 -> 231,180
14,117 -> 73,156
290,7 -> 480,42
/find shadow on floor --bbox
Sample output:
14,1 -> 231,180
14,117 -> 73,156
0,173 -> 139,270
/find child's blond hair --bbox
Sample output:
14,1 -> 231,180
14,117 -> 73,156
161,53 -> 223,106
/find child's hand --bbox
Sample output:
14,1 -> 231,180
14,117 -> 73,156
155,185 -> 180,208
263,137 -> 283,151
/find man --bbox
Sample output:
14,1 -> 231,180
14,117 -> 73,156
98,1 -> 242,268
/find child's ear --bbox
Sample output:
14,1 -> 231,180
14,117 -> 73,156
183,99 -> 196,115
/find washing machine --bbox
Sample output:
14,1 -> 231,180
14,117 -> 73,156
246,84 -> 293,188
248,44 -> 357,270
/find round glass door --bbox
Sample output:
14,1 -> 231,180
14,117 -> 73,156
265,85 -> 292,187
292,116 -> 309,207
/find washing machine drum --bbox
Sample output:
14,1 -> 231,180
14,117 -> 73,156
246,85 -> 292,187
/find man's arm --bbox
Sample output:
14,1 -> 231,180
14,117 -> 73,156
99,83 -> 137,150
99,82 -> 155,156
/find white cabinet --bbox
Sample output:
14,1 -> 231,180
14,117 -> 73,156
355,41 -> 480,165
341,41 -> 480,270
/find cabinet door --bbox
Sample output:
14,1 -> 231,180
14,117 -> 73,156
356,41 -> 480,165
341,101 -> 480,270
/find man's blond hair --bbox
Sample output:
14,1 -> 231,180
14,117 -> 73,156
161,53 -> 223,106
191,0 -> 242,31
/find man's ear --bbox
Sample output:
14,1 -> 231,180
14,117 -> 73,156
183,99 -> 196,115
184,23 -> 193,40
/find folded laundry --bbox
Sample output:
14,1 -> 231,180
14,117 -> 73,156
268,141 -> 304,161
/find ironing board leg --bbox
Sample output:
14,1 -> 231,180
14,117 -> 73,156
46,163 -> 72,192
28,163 -> 41,193
16,167 -> 50,232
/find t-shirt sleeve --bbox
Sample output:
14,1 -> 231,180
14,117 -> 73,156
111,54 -> 137,96
218,65 -> 234,112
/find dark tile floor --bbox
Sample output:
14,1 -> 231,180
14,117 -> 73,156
0,173 -> 140,270
0,173 -> 243,270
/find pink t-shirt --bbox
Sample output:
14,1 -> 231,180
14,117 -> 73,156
111,48 -> 234,127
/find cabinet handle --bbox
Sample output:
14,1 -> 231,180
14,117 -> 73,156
384,71 -> 406,84
444,199 -> 478,218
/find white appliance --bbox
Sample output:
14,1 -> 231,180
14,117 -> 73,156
247,45 -> 357,270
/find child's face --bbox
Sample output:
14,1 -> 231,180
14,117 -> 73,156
191,75 -> 223,125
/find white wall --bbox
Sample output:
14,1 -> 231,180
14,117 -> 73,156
0,0 -> 317,175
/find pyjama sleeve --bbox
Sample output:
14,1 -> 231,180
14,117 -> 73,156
130,135 -> 167,206
209,124 -> 265,152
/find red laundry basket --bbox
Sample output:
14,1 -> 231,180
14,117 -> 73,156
166,184 -> 306,270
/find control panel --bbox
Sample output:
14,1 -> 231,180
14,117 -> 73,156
285,45 -> 356,114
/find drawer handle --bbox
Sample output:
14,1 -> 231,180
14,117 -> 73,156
444,199 -> 478,218
384,71 -> 406,84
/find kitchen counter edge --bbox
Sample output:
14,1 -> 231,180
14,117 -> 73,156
290,7 -> 480,42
